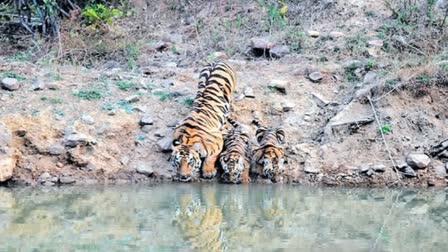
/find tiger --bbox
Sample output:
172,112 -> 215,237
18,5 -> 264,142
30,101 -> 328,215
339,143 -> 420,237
170,62 -> 237,182
252,120 -> 286,183
173,187 -> 225,251
219,118 -> 251,184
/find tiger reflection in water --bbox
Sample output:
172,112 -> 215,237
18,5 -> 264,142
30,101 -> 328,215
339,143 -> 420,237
173,186 -> 225,252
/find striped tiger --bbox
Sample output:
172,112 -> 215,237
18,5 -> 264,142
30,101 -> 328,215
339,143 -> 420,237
171,62 -> 237,182
219,118 -> 251,184
252,120 -> 286,183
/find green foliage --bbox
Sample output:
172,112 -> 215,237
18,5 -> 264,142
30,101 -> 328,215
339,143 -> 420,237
152,90 -> 172,101
81,4 -> 123,26
126,44 -> 139,70
366,59 -> 377,71
380,124 -> 393,134
181,98 -> 195,106
115,80 -> 134,91
345,63 -> 361,83
345,35 -> 367,55
73,89 -> 103,100
2,71 -> 26,81
41,96 -> 64,104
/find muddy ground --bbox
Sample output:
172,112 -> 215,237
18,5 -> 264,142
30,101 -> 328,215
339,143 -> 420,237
1,0 -> 448,187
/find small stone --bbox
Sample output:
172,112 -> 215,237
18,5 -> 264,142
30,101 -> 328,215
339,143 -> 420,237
81,114 -> 95,125
141,125 -> 152,133
213,51 -> 228,59
363,71 -> 378,84
38,172 -> 52,183
372,164 -> 386,173
268,80 -> 288,94
394,161 -> 408,170
406,153 -> 431,169
133,105 -> 147,113
252,111 -> 263,121
250,37 -> 275,49
360,164 -> 371,173
366,169 -> 374,177
42,181 -> 55,186
329,31 -> 345,38
107,109 -> 117,116
433,162 -> 447,178
311,92 -> 330,107
0,152 -> 16,182
56,162 -> 63,168
304,165 -> 320,174
154,131 -> 165,138
402,166 -> 417,177
368,39 -> 384,48
64,133 -> 96,148
46,83 -> 60,90
31,79 -> 45,91
167,121 -> 177,128
165,62 -> 177,68
281,101 -> 295,112
59,175 -> 75,184
270,45 -> 290,58
48,144 -> 65,155
1,78 -> 19,91
308,72 -> 324,82
120,156 -> 130,166
125,95 -> 140,103
307,30 -> 320,37
0,123 -> 12,147
136,163 -> 154,176
139,114 -> 154,126
160,80 -> 174,88
244,86 -> 255,98
157,136 -> 173,152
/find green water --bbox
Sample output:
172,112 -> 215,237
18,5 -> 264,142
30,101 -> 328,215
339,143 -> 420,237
0,185 -> 447,252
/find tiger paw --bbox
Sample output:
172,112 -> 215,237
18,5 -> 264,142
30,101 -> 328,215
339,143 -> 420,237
202,168 -> 217,179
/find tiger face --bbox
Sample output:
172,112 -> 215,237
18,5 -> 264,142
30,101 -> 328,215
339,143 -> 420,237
220,152 -> 246,184
260,146 -> 285,183
254,126 -> 286,183
171,141 -> 202,182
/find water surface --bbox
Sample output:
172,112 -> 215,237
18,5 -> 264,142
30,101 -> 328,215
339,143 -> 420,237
0,185 -> 447,251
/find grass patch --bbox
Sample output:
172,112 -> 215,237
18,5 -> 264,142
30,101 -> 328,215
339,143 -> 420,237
115,80 -> 134,91
2,71 -> 26,81
380,124 -> 392,134
152,90 -> 172,101
181,98 -> 195,106
41,97 -> 64,104
345,63 -> 361,83
73,88 -> 103,100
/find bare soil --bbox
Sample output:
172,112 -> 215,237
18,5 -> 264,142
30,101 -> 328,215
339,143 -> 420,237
1,0 -> 447,187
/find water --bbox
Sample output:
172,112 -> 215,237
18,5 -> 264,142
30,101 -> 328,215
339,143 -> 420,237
0,185 -> 447,252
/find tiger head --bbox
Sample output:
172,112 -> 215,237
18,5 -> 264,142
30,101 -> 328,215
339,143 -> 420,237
220,152 -> 246,184
170,139 -> 204,182
254,126 -> 286,183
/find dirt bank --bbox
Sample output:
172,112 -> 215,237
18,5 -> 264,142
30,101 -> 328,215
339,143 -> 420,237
1,0 -> 447,187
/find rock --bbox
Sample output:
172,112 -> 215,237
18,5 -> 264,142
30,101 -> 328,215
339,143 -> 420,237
446,162 -> 448,171
165,62 -> 177,68
139,114 -> 154,126
38,172 -> 52,183
244,86 -> 255,98
304,165 -> 320,174
368,39 -> 384,48
64,133 -> 96,148
281,101 -> 295,112
0,123 -> 12,147
213,51 -> 228,59
107,109 -> 117,116
402,166 -> 417,177
270,45 -> 290,58
133,105 -> 147,113
0,151 -> 16,182
154,131 -> 165,138
136,163 -> 154,176
31,79 -> 45,91
59,175 -> 75,184
81,114 -> 95,125
394,161 -> 409,170
363,71 -> 378,84
359,164 -> 371,173
307,30 -> 320,37
329,31 -> 344,38
157,136 -> 173,152
433,162 -> 447,178
160,80 -> 174,88
406,153 -> 431,169
252,111 -> 263,121
268,80 -> 288,94
366,169 -> 374,177
250,37 -> 275,49
141,125 -> 152,133
372,164 -> 386,173
48,144 -> 65,155
1,78 -> 19,91
120,156 -> 130,166
67,147 -> 89,167
308,72 -> 324,82
311,92 -> 331,107
125,95 -> 140,103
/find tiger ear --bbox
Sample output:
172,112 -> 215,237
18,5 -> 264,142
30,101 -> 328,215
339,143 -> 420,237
193,142 -> 207,157
256,127 -> 267,143
276,129 -> 286,144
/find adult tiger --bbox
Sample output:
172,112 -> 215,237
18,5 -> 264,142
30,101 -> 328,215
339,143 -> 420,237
171,62 -> 236,182
252,120 -> 286,183
219,118 -> 251,184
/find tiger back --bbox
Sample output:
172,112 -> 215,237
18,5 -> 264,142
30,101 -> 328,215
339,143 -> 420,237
171,62 -> 236,182
219,118 -> 251,184
252,120 -> 286,183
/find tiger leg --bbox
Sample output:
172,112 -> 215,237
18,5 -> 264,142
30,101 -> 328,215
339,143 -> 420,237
202,153 -> 219,179
241,166 -> 250,183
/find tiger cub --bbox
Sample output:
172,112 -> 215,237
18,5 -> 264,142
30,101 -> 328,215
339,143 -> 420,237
171,62 -> 236,182
219,118 -> 251,184
252,120 -> 286,183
